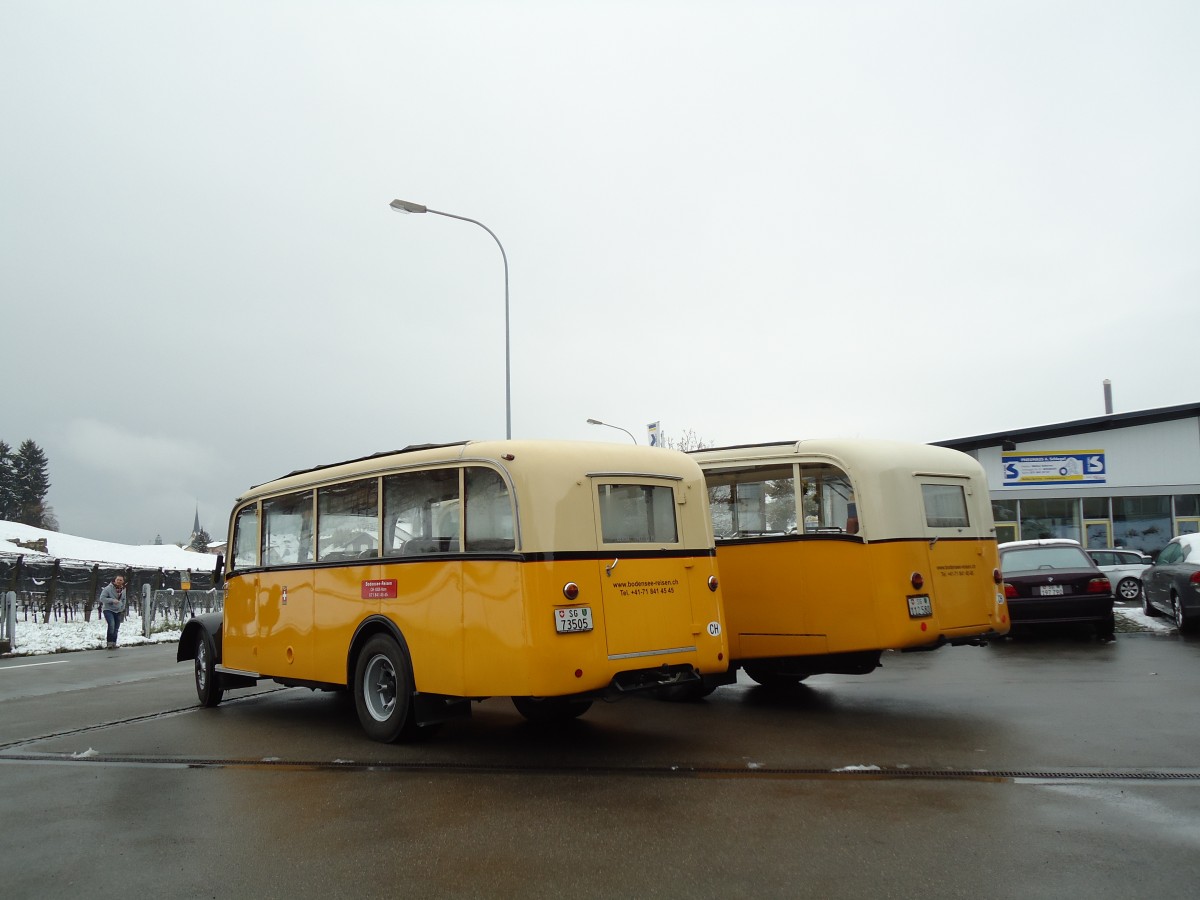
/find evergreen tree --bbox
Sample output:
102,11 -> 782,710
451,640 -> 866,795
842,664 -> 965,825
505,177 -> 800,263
0,440 -> 16,521
189,528 -> 213,553
12,439 -> 54,529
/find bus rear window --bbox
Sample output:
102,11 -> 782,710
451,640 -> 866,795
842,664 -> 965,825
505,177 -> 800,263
598,484 -> 678,544
922,483 -> 970,528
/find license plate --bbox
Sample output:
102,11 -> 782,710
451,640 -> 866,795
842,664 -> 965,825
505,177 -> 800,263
907,595 -> 932,618
554,606 -> 593,633
1040,584 -> 1065,596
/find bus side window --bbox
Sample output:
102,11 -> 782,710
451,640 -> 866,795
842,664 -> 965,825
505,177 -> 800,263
262,490 -> 314,566
383,468 -> 459,555
706,464 -> 794,538
799,464 -> 856,534
464,466 -> 515,552
232,504 -> 259,570
317,478 -> 379,561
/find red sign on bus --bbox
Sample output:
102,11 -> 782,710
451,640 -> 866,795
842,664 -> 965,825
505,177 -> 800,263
361,579 -> 398,599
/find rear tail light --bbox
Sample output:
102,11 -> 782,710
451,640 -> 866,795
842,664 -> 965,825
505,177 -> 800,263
1003,582 -> 1017,599
993,568 -> 1002,584
708,575 -> 719,592
1190,572 -> 1200,588
563,582 -> 580,601
1086,577 -> 1111,595
910,572 -> 924,590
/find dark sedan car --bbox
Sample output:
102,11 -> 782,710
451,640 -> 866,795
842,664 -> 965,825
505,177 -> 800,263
999,539 -> 1115,639
1141,534 -> 1200,632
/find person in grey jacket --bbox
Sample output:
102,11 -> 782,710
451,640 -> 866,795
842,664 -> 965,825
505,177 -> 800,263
98,576 -> 127,649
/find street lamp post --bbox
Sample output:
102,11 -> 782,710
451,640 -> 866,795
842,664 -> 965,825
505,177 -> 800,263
390,199 -> 511,439
586,418 -> 637,444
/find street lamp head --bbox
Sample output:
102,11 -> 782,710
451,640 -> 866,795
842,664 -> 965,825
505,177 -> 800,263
390,199 -> 428,214
586,418 -> 637,444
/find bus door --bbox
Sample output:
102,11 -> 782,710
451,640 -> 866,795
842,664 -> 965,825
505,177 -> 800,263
592,479 -> 700,661
256,491 -> 316,678
917,476 -> 996,631
222,503 -> 261,673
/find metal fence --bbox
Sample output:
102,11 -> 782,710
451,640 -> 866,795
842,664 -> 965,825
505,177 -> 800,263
143,587 -> 225,636
0,584 -> 225,652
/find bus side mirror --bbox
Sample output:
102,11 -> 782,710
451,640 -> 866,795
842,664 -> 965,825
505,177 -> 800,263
214,554 -> 225,587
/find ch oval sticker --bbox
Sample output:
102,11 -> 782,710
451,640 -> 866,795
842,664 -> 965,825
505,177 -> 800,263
707,621 -> 722,637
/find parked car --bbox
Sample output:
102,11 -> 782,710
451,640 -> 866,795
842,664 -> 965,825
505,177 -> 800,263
1086,548 -> 1152,601
1141,534 -> 1200,632
999,539 -> 1115,639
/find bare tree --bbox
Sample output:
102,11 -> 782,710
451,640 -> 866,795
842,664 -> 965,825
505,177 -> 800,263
660,428 -> 714,452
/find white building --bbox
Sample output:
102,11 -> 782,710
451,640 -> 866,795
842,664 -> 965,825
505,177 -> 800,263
935,401 -> 1200,557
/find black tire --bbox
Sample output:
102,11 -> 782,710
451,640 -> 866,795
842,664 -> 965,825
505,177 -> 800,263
195,631 -> 224,708
353,634 -> 416,743
654,680 -> 720,702
1117,578 -> 1142,602
1143,591 -> 1160,617
743,663 -> 809,688
1174,595 -> 1196,633
512,696 -> 592,723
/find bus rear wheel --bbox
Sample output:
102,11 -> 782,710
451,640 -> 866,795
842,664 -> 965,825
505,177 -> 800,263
354,635 -> 416,743
195,631 -> 224,708
512,696 -> 592,723
743,663 -> 809,688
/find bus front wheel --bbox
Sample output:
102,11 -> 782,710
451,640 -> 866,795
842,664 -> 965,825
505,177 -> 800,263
354,635 -> 416,743
512,696 -> 592,723
195,631 -> 224,708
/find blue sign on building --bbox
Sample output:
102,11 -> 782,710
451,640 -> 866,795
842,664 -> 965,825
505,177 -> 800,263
1002,450 -> 1107,485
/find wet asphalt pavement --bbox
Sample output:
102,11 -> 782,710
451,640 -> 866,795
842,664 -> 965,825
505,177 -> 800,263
2,620 -> 1198,899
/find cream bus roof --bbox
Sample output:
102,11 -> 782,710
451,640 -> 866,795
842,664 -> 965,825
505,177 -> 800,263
691,438 -> 983,479
232,440 -> 715,552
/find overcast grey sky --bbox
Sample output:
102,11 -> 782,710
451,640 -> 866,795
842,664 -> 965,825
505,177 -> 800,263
3,1 -> 1198,545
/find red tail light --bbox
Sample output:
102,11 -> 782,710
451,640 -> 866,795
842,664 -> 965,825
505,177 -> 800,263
563,582 -> 580,601
1086,577 -> 1111,595
910,572 -> 924,590
993,568 -> 1002,584
1190,572 -> 1200,587
1003,582 -> 1017,599
708,575 -> 719,592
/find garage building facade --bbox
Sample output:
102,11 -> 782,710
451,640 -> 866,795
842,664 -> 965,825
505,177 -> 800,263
935,401 -> 1200,558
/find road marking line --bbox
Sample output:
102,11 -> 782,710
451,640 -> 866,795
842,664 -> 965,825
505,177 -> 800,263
1,660 -> 70,671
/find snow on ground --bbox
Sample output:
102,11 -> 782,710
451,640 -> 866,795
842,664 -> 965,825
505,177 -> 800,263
4,612 -> 182,655
1114,604 -> 1177,634
0,520 -> 218,571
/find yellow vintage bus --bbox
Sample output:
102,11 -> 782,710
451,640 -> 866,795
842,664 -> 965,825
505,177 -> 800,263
178,440 -> 727,741
690,438 -> 1007,688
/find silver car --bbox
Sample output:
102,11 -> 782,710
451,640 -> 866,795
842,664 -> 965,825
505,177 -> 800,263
1086,548 -> 1151,602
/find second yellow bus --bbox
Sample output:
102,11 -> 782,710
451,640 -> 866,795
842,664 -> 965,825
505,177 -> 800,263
691,438 -> 1007,688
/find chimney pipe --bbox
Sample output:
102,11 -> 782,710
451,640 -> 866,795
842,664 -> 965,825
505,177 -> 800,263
1103,379 -> 1113,415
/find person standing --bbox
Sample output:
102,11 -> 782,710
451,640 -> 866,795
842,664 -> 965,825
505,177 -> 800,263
98,575 -> 127,649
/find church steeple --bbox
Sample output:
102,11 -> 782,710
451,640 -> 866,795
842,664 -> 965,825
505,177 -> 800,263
192,505 -> 201,539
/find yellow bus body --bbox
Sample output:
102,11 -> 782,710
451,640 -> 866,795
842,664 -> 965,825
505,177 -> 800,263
217,440 -> 727,704
691,439 -> 1007,678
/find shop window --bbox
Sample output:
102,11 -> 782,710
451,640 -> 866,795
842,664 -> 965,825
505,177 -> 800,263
1112,496 -> 1171,556
1018,498 -> 1080,543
